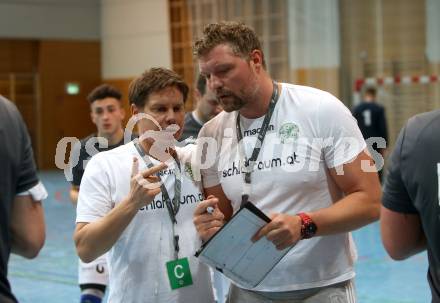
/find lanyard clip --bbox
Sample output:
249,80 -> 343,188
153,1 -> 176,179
242,160 -> 255,174
241,165 -> 253,174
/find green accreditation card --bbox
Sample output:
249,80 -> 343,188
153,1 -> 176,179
166,257 -> 193,290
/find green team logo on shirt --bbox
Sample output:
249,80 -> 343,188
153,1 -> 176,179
279,123 -> 299,144
184,163 -> 194,180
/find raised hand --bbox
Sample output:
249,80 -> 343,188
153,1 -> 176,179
128,157 -> 167,209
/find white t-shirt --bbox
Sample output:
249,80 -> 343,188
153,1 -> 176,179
76,142 -> 214,302
198,83 -> 366,292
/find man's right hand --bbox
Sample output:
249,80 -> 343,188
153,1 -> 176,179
128,158 -> 166,209
193,195 -> 225,242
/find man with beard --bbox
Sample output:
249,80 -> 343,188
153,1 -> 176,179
192,21 -> 381,302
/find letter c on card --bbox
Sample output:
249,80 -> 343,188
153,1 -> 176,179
174,264 -> 184,279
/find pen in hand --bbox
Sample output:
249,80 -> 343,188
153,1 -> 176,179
206,194 -> 217,214
206,206 -> 215,214
194,194 -> 223,242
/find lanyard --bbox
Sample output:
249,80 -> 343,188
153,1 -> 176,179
133,139 -> 182,259
235,81 -> 279,207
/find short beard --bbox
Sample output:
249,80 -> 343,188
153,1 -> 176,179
220,95 -> 246,112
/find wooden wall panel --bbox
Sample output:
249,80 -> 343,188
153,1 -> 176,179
290,67 -> 340,98
38,40 -> 101,169
0,39 -> 40,165
340,0 -> 428,147
0,39 -> 38,73
170,0 -> 195,111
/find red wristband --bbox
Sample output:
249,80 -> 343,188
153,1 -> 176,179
297,213 -> 317,239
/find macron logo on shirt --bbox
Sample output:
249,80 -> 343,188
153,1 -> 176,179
243,124 -> 275,137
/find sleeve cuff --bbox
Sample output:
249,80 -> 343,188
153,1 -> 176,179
202,174 -> 221,188
328,141 -> 367,168
76,215 -> 102,224
16,181 -> 48,201
382,193 -> 418,214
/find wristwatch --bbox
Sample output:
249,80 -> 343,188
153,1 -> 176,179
297,213 -> 317,239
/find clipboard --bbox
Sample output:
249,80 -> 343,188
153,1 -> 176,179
195,202 -> 292,288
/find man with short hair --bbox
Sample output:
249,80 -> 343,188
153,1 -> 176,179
180,74 -> 222,143
192,21 -> 381,302
0,96 -> 47,303
381,109 -> 440,303
70,84 -> 126,303
73,68 -> 214,302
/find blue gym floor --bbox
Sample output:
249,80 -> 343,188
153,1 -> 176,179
8,171 -> 431,302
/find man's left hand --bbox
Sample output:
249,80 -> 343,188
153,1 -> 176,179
252,213 -> 302,250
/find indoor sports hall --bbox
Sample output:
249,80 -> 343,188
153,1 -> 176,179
1,1 -> 439,303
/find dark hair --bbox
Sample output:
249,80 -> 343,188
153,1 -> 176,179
365,87 -> 377,97
196,74 -> 207,95
128,67 -> 189,108
87,84 -> 122,104
193,21 -> 266,68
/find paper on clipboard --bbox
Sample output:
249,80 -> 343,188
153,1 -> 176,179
195,202 -> 292,289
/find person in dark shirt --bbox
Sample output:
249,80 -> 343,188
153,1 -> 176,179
381,109 -> 440,303
180,74 -> 222,143
0,96 -> 47,303
353,87 -> 388,180
69,84 -> 126,303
